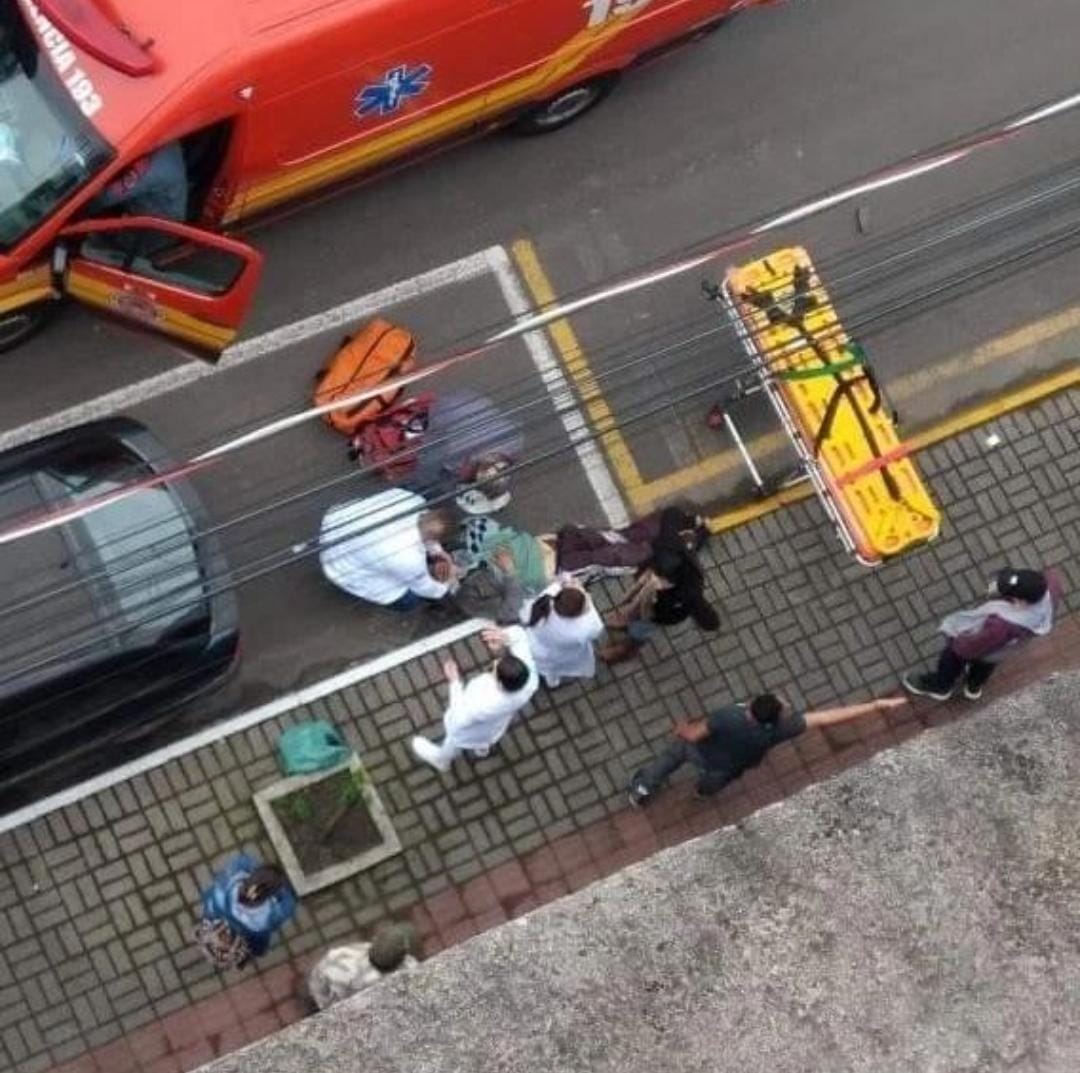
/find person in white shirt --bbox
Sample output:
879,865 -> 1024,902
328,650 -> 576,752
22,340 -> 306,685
410,627 -> 538,772
523,578 -> 604,687
319,489 -> 458,610
307,924 -> 418,1011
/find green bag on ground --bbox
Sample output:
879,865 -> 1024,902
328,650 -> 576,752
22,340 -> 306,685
278,721 -> 349,776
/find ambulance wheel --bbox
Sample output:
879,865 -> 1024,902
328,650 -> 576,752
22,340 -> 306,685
0,301 -> 53,353
511,75 -> 620,135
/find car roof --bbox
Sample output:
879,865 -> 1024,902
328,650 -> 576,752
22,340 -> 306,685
0,419 -> 196,701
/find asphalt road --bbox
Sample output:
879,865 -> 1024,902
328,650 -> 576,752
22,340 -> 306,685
6,0 -> 1080,804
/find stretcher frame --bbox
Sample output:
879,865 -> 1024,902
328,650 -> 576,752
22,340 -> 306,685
712,280 -> 864,560
704,255 -> 940,566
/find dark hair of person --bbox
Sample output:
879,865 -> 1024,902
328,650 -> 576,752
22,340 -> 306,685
749,694 -> 784,726
369,924 -> 416,973
691,598 -> 720,632
554,587 -> 585,617
649,545 -> 686,582
496,654 -> 531,692
528,586 -> 586,626
527,593 -> 552,626
237,864 -> 288,906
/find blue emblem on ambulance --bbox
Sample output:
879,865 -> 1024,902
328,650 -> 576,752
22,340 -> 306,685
355,64 -> 433,118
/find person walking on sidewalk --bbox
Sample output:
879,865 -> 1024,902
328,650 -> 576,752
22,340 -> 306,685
903,566 -> 1063,702
319,488 -> 459,611
627,693 -> 906,807
411,627 -> 539,772
524,577 -> 604,688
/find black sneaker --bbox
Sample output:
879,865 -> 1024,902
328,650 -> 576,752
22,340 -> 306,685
627,780 -> 651,808
902,673 -> 953,701
963,682 -> 983,701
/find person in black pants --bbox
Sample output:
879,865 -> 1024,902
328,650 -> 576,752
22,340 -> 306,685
600,510 -> 718,664
628,693 -> 905,806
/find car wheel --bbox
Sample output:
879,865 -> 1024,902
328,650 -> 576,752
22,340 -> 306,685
0,301 -> 54,353
511,75 -> 620,135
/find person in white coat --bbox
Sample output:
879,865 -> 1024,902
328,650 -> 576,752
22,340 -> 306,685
410,627 -> 538,772
524,579 -> 604,688
319,488 -> 458,610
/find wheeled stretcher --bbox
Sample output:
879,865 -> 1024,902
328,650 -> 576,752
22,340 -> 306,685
709,246 -> 941,565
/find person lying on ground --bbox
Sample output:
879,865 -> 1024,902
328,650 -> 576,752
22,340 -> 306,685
319,488 -> 460,611
628,693 -> 906,807
453,506 -> 710,622
903,565 -> 1062,701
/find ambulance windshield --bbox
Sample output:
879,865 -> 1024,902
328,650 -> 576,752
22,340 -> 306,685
0,2 -> 113,250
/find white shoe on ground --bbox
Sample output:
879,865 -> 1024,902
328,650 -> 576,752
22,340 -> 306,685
410,735 -> 452,772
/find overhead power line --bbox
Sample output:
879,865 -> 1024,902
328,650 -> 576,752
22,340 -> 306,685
4,85 -> 1080,549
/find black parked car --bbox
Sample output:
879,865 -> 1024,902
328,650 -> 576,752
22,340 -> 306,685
0,418 -> 238,813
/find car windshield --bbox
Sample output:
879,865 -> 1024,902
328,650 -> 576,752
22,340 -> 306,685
0,447 -> 207,693
0,1 -> 113,250
38,463 -> 205,636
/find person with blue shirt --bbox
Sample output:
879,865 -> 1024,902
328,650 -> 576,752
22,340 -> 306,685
197,854 -> 297,968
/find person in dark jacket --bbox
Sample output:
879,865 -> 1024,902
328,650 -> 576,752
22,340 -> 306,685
628,693 -> 906,806
599,513 -> 719,664
903,567 -> 1062,701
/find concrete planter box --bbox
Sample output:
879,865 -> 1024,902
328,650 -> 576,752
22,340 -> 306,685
254,754 -> 402,896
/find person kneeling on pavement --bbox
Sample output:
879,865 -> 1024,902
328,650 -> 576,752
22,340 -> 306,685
195,855 -> 297,969
903,566 -> 1062,702
319,488 -> 459,611
410,627 -> 539,772
601,542 -> 720,664
628,693 -> 906,807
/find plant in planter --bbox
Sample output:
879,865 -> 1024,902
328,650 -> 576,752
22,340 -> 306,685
255,755 -> 401,895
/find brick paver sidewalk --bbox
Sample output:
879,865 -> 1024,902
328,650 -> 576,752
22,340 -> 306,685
2,390 -> 1079,1073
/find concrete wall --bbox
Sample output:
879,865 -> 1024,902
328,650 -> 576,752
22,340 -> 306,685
203,674 -> 1080,1073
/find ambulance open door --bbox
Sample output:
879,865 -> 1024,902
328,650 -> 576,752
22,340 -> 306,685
54,217 -> 263,360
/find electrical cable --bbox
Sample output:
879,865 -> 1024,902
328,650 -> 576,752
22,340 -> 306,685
6,139 -> 1080,598
6,85 -> 1080,549
9,188 -> 1080,671
7,145 -> 1078,623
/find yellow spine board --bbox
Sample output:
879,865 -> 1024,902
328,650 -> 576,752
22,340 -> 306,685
725,247 -> 940,562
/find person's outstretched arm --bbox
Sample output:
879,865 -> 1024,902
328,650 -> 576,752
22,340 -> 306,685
805,696 -> 906,729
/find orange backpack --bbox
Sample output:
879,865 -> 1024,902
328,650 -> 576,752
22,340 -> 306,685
313,319 -> 417,436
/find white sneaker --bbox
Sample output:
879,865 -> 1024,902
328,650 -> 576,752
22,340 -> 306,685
544,676 -> 563,689
468,745 -> 490,759
410,735 -> 452,772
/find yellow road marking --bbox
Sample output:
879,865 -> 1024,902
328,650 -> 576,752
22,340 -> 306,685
511,238 -> 647,501
507,237 -> 1080,528
889,303 -> 1080,398
707,364 -> 1080,534
638,302 -> 1080,508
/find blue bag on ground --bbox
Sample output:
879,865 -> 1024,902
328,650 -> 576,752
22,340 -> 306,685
278,721 -> 349,775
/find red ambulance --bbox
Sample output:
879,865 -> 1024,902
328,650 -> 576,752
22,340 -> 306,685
0,0 -> 774,357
